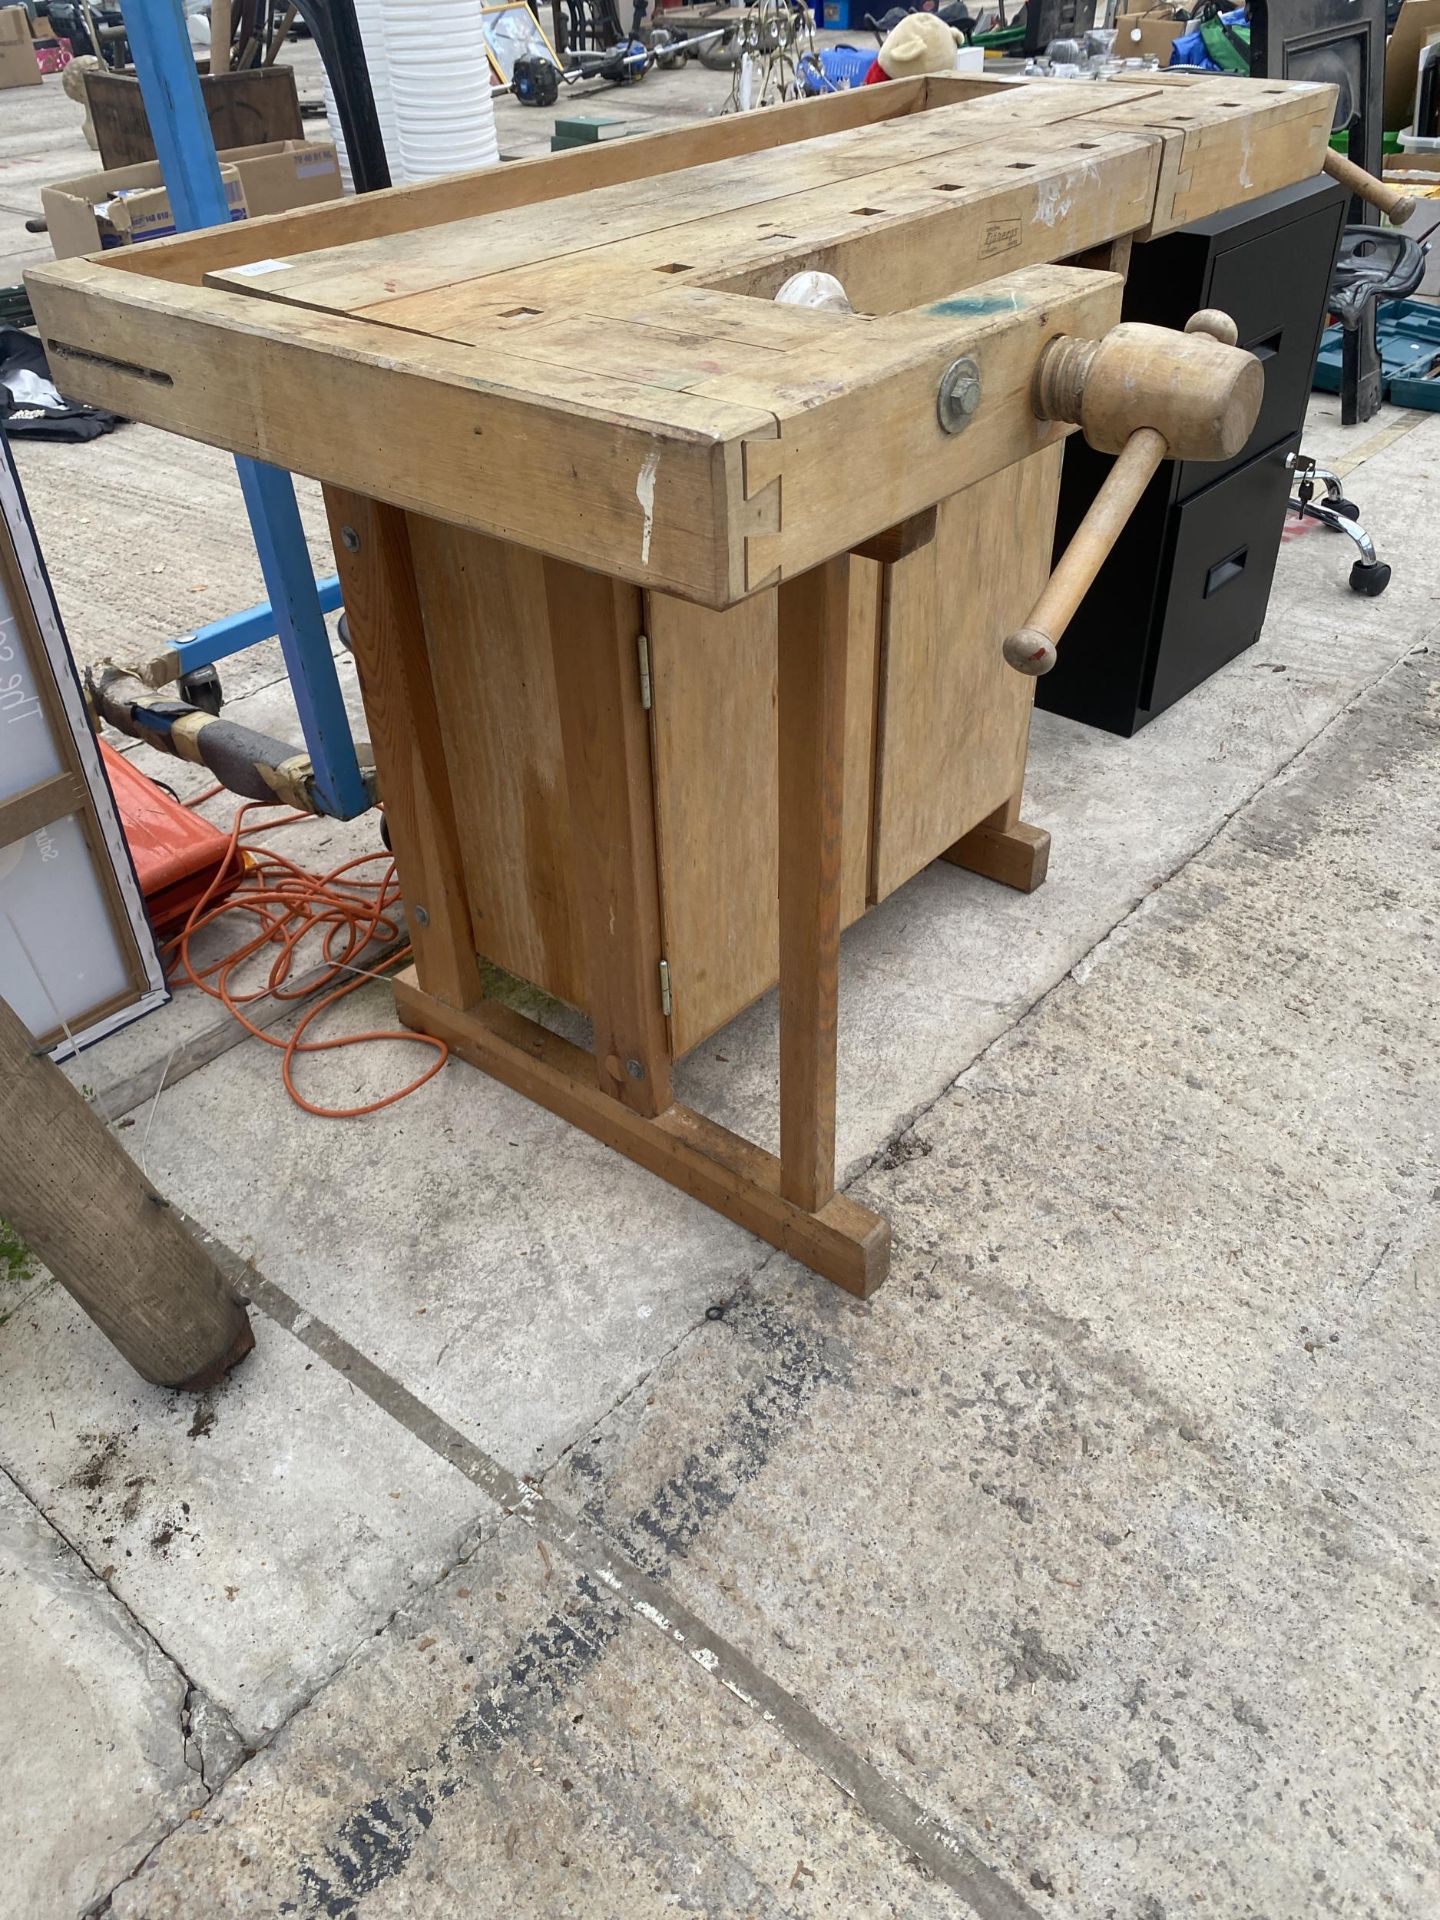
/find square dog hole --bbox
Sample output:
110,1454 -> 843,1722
499,306 -> 542,319
654,262 -> 693,274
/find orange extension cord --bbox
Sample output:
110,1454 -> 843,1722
163,792 -> 447,1119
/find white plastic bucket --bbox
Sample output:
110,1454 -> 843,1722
380,0 -> 499,178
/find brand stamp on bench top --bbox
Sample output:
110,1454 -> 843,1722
981,219 -> 1023,257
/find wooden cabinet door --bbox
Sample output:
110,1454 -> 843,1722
646,559 -> 882,1060
870,445 -> 1061,903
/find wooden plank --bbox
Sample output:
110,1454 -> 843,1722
0,990 -> 254,1390
0,772 -> 85,846
777,557 -> 849,1212
871,446 -> 1062,901
393,969 -> 889,1296
315,125 -> 1156,360
322,488 -> 482,1010
27,263 -> 764,608
406,520 -> 587,1007
1083,80 -> 1335,234
96,78 -> 935,288
686,133 -> 1159,313
206,91 -> 1159,318
646,558 -> 878,1058
545,559 -> 673,1116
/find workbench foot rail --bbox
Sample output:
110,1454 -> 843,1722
393,969 -> 890,1298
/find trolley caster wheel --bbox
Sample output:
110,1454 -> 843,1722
179,664 -> 223,714
337,610 -> 352,652
1349,559 -> 1391,597
1330,497 -> 1359,520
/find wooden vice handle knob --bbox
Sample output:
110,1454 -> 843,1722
1322,147 -> 1419,226
1003,626 -> 1058,676
1185,308 -> 1239,346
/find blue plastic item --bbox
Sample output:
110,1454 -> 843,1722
801,42 -> 877,90
1168,9 -> 1247,70
1313,298 -> 1440,410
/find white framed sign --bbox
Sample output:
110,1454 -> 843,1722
0,434 -> 166,1057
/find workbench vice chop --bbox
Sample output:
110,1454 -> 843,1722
26,69 -> 1336,1297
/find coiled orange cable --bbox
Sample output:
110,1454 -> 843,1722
163,795 -> 447,1118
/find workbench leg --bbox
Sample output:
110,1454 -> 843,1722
545,560 -> 673,1119
777,557 -> 849,1211
942,794 -> 1051,894
323,487 -> 483,1010
941,705 -> 1051,895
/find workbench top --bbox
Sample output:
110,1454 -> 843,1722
29,71 -> 1334,605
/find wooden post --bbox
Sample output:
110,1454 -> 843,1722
545,559 -> 673,1117
210,0 -> 231,73
777,557 -> 849,1211
324,487 -> 484,1012
0,995 -> 254,1390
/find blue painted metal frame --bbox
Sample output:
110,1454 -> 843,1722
123,0 -> 369,819
173,574 -> 345,674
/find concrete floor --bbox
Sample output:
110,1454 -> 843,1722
3,42 -> 1440,1920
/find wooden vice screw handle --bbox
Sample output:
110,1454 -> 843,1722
1003,314 -> 1262,677
1322,148 -> 1419,227
1002,427 -> 1168,676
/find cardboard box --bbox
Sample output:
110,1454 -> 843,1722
1387,140 -> 1440,186
1113,11 -> 1187,64
1386,0 -> 1440,132
0,5 -> 41,88
42,138 -> 341,260
224,138 -> 342,217
43,159 -> 248,259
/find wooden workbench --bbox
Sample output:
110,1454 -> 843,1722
28,70 -> 1335,1295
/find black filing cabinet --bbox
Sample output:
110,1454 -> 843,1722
1037,177 -> 1346,736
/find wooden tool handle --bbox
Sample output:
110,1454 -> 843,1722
1002,427 -> 1168,675
1323,148 -> 1419,226
1004,311 -> 1262,676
